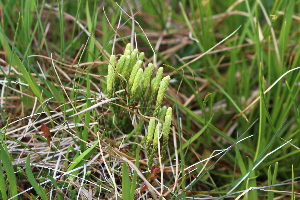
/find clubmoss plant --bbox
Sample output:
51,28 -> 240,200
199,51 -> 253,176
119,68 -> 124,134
145,106 -> 172,167
106,55 -> 117,98
129,68 -> 143,105
144,67 -> 164,114
120,55 -> 131,77
128,60 -> 143,90
151,67 -> 164,96
115,54 -> 127,73
146,118 -> 156,161
162,107 -> 172,160
138,52 -> 144,61
142,63 -> 154,92
124,43 -> 131,52
128,49 -> 138,72
148,122 -> 162,168
158,106 -> 168,122
106,44 -> 173,169
106,44 -> 171,142
153,75 -> 171,117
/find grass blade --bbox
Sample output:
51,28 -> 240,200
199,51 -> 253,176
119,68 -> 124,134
67,142 -> 98,173
122,161 -> 131,200
0,144 -> 18,199
0,160 -> 8,200
11,52 -> 44,102
26,154 -> 48,200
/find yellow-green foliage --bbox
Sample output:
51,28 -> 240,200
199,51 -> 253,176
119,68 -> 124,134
106,44 -> 171,161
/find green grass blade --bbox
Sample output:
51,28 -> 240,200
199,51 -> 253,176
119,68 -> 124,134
11,52 -> 44,102
267,162 -> 278,200
0,144 -> 18,199
81,73 -> 91,151
181,115 -> 213,150
292,164 -> 295,200
201,73 -> 247,121
167,94 -> 252,152
254,63 -> 266,160
278,0 -> 294,62
0,27 -> 23,61
122,161 -> 131,200
47,175 -> 64,200
25,154 -> 48,200
58,0 -> 65,59
130,148 -> 140,199
267,165 -> 273,200
247,157 -> 257,199
235,145 -> 247,177
0,160 -> 8,200
67,142 -> 98,172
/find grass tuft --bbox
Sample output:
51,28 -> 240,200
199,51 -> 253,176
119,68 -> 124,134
1,0 -> 300,199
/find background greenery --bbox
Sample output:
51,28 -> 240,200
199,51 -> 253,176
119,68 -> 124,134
0,0 -> 300,199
